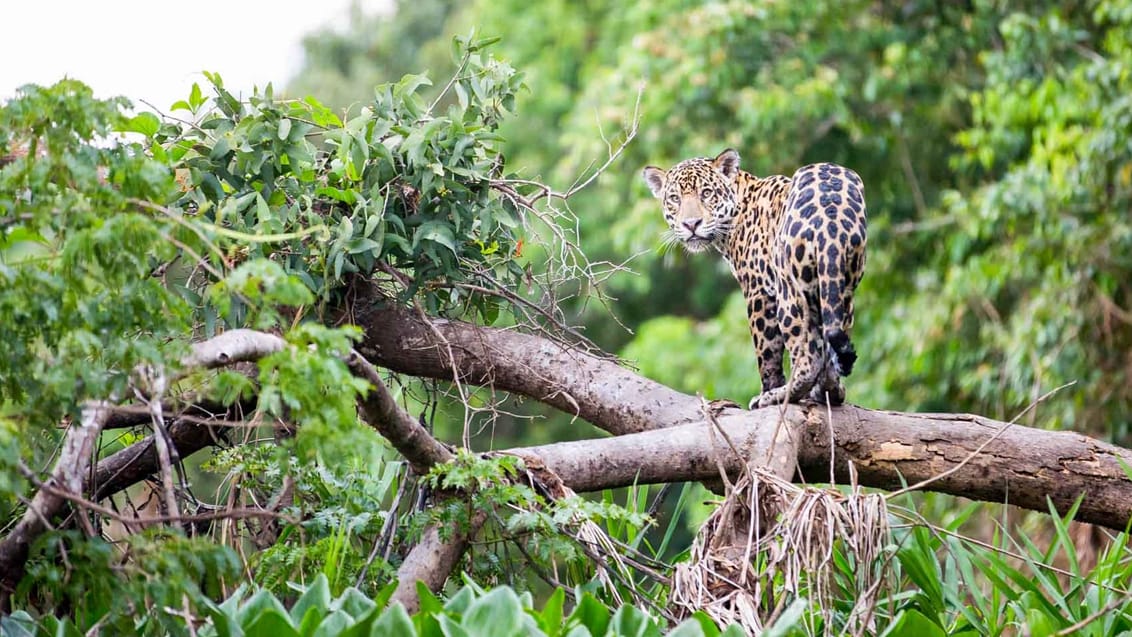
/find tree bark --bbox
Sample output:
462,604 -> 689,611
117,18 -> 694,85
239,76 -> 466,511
350,289 -> 702,436
513,405 -> 1132,530
0,401 -> 110,600
349,291 -> 1132,531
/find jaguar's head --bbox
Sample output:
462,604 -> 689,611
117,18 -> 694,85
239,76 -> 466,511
642,149 -> 740,253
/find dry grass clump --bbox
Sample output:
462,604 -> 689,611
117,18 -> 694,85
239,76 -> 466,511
671,467 -> 890,635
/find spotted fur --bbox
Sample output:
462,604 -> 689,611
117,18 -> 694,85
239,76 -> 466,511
642,149 -> 867,408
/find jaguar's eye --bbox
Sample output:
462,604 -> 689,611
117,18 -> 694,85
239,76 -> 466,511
700,188 -> 713,200
666,193 -> 680,206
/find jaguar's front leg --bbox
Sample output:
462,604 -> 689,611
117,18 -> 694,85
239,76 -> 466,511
744,288 -> 786,409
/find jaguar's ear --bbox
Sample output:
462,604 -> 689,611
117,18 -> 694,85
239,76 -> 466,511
713,149 -> 740,181
642,166 -> 667,198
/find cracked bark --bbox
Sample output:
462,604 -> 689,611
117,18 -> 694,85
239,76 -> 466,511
349,285 -> 1132,531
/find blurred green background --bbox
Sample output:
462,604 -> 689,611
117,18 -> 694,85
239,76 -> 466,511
289,0 -> 1132,446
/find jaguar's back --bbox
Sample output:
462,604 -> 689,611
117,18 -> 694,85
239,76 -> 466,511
642,149 -> 867,407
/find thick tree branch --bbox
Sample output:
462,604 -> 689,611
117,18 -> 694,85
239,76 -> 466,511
344,350 -> 467,612
91,418 -> 230,501
350,287 -> 702,435
178,329 -> 285,371
350,289 -> 1132,531
346,351 -> 453,473
98,400 -> 1132,533
512,407 -> 800,491
513,405 -> 1132,530
391,510 -> 488,614
61,298 -> 1132,611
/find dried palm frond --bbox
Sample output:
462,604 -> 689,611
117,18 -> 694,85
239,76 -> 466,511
672,466 -> 890,635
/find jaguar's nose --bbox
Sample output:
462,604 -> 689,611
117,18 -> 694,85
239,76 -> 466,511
682,218 -> 702,234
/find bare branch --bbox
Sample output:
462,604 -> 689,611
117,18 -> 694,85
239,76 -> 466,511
346,351 -> 453,473
0,401 -> 111,597
179,329 -> 285,372
390,510 -> 489,614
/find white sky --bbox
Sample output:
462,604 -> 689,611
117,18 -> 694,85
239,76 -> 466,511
0,0 -> 390,111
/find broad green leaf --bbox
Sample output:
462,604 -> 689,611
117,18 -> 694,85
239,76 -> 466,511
536,587 -> 565,637
415,222 -> 458,254
606,605 -> 654,637
884,609 -> 946,637
462,587 -> 524,637
437,615 -> 472,637
290,574 -> 331,624
443,586 -> 475,615
310,610 -> 352,637
338,587 -> 377,620
244,608 -> 301,637
237,589 -> 289,626
0,612 -> 38,637
372,603 -> 416,637
119,112 -> 160,137
566,593 -> 609,637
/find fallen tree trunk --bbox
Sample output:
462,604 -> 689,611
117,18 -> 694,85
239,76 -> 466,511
351,292 -> 1132,531
516,406 -> 1132,530
92,400 -> 1132,531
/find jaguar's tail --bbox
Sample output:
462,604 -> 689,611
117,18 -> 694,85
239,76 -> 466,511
826,329 -> 856,377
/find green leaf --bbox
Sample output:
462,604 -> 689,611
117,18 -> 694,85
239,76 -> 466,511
0,612 -> 38,637
415,222 -> 458,254
210,136 -> 232,161
311,610 -> 352,637
885,609 -> 946,637
537,588 -> 565,637
566,593 -> 609,637
290,574 -> 331,624
237,589 -> 289,626
395,73 -> 433,100
316,186 -> 358,205
372,603 -> 416,637
120,112 -> 161,137
462,587 -> 524,637
437,615 -> 472,637
189,81 -> 206,110
278,118 -> 292,141
338,587 -> 378,620
443,586 -> 475,615
763,598 -> 807,637
245,607 -> 301,637
607,605 -> 654,637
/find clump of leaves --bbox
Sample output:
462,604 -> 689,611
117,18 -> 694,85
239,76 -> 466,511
2,574 -> 746,637
11,530 -> 239,635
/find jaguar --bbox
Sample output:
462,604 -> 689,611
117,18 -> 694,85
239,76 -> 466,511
642,149 -> 867,408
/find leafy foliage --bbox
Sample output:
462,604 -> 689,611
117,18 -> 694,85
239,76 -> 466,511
2,575 -> 745,637
0,35 -> 545,628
